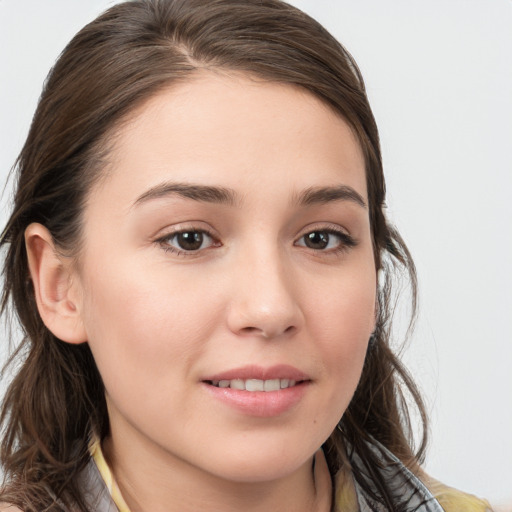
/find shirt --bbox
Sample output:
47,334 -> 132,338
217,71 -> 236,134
82,438 -> 492,511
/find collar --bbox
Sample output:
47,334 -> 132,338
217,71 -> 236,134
88,437 -> 131,512
86,438 -> 336,512
83,437 -> 444,512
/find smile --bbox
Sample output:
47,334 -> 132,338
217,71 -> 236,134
208,378 -> 298,391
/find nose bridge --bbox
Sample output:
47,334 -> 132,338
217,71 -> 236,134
226,239 -> 303,338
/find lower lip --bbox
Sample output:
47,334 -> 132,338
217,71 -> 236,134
202,382 -> 309,417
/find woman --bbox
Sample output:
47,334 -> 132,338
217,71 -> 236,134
0,0 -> 493,510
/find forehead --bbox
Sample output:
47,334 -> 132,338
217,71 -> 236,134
93,71 -> 367,207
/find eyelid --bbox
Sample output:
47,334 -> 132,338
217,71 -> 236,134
154,223 -> 221,256
153,220 -> 221,241
294,223 -> 357,251
295,222 -> 352,239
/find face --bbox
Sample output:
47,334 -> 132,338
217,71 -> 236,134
74,72 -> 376,483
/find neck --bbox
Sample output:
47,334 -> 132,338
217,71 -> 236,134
102,434 -> 331,512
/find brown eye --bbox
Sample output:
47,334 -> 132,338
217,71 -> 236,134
176,231 -> 204,250
295,229 -> 356,252
303,231 -> 330,249
163,230 -> 215,252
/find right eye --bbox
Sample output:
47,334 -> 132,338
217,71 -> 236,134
159,229 -> 218,254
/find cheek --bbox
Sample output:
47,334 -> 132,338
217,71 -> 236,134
304,262 -> 376,403
79,261 -> 222,395
292,276 -> 374,449
306,260 -> 376,346
317,295 -> 372,390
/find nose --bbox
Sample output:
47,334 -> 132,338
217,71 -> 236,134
226,248 -> 304,340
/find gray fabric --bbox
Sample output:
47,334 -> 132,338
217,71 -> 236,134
78,459 -> 119,512
350,442 -> 444,512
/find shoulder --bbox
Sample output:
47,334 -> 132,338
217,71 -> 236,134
421,473 -> 494,512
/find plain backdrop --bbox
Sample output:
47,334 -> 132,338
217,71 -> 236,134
1,0 -> 511,507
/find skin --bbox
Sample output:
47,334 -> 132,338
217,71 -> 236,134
26,72 -> 376,512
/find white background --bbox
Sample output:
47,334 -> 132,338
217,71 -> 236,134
1,0 -> 511,508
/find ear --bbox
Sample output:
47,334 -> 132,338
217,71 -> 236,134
25,223 -> 87,344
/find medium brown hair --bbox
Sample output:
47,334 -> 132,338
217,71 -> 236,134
1,0 -> 426,510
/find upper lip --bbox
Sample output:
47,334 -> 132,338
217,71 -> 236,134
202,364 -> 310,382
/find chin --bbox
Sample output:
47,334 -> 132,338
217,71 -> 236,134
212,461 -> 308,484
200,441 -> 317,484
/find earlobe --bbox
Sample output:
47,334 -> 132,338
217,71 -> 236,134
25,223 -> 87,344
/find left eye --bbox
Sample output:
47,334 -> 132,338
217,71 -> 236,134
162,230 -> 215,252
296,230 -> 348,251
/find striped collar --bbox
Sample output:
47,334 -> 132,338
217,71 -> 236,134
88,438 -> 131,512
82,437 -> 444,512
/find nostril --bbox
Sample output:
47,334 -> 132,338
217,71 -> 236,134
241,327 -> 259,335
238,325 -> 296,339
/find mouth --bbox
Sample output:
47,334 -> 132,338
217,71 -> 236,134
205,378 -> 303,392
202,364 -> 310,393
202,369 -> 310,417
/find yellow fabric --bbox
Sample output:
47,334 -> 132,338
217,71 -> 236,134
422,473 -> 494,512
88,438 -> 493,512
331,465 -> 494,512
89,438 -> 131,512
333,464 -> 359,511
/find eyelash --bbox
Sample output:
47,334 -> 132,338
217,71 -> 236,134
156,225 -> 357,257
156,228 -> 219,256
294,227 -> 357,255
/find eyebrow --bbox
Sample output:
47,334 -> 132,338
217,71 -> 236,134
132,181 -> 366,209
295,185 -> 367,209
132,182 -> 238,208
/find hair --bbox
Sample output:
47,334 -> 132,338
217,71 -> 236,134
0,0 -> 427,510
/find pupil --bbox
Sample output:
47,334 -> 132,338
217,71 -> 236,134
177,232 -> 203,250
305,231 -> 328,249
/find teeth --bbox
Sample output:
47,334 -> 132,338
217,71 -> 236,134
230,379 -> 245,390
210,378 -> 299,391
246,379 -> 264,391
263,379 -> 280,391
